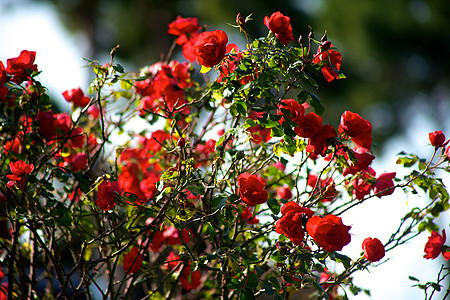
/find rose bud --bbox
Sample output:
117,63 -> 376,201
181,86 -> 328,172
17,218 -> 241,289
429,130 -> 446,147
362,237 -> 385,262
236,13 -> 246,30
321,41 -> 332,51
177,137 -> 186,148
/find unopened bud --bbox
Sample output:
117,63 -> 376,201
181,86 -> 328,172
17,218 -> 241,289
236,13 -> 246,30
177,137 -> 185,148
308,26 -> 314,39
298,35 -> 303,45
321,40 -> 332,51
236,151 -> 244,160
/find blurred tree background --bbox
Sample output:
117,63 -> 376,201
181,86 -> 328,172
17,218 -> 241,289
4,0 -> 450,154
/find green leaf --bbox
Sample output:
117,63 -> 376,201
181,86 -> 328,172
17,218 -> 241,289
234,101 -> 248,116
271,252 -> 285,262
216,135 -> 226,147
267,198 -> 280,215
244,118 -> 258,129
211,195 -> 227,211
265,280 -> 274,295
297,91 -> 309,103
241,288 -> 255,300
330,252 -> 352,269
309,93 -> 324,116
247,272 -> 259,289
120,79 -> 132,90
113,64 -> 125,73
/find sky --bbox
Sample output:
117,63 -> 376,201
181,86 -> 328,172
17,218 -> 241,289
0,2 -> 449,299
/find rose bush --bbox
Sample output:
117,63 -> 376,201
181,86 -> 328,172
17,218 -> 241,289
0,11 -> 449,300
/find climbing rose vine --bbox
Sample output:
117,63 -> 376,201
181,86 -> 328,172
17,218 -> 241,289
0,11 -> 449,300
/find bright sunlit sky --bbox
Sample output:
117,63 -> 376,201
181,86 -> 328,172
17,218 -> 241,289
1,2 -> 449,299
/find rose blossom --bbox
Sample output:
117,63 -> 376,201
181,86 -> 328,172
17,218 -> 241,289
6,50 -> 38,83
192,30 -> 228,67
295,112 -> 323,138
264,11 -> 295,46
373,172 -> 396,198
180,263 -> 202,291
429,130 -> 446,147
277,186 -> 293,200
241,206 -> 259,225
238,173 -> 268,206
7,160 -> 34,181
165,251 -> 181,271
306,214 -> 351,252
313,45 -> 342,82
362,237 -> 385,262
276,99 -> 306,125
62,88 -> 90,108
168,16 -> 201,36
0,61 -> 7,86
95,180 -> 122,211
339,111 -> 372,150
276,201 -> 314,245
424,230 -> 450,260
122,246 -> 143,274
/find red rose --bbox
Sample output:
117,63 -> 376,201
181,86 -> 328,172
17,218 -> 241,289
306,214 -> 351,252
342,148 -> 375,176
168,16 -> 201,36
295,112 -> 323,138
71,153 -> 88,172
276,201 -> 314,245
373,172 -> 396,198
140,176 -> 159,200
180,263 -> 202,291
165,251 -> 181,271
313,45 -> 342,82
277,99 -> 307,125
62,88 -> 90,108
146,130 -> 171,152
339,111 -> 372,150
429,130 -> 446,147
446,145 -> 450,160
241,206 -> 259,225
320,270 -> 339,300
6,50 -> 38,83
149,230 -> 165,253
88,105 -> 100,118
95,180 -> 121,211
192,30 -> 228,67
277,186 -> 292,200
307,175 -> 336,202
264,11 -> 295,46
7,160 -> 34,181
351,167 -> 376,200
37,110 -> 57,140
306,124 -> 337,157
424,230 -> 450,260
122,246 -> 143,274
0,61 -> 7,86
362,237 -> 385,262
163,226 -> 192,245
119,164 -> 145,199
248,125 -> 271,144
238,173 -> 268,206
